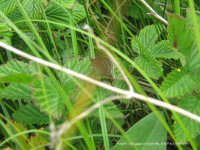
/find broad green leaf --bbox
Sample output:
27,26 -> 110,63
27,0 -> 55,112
103,116 -> 125,133
7,8 -> 24,22
21,0 -> 44,19
51,0 -> 75,9
92,102 -> 124,119
90,118 -> 103,147
0,0 -> 17,15
167,13 -> 194,56
0,22 -> 13,45
167,13 -> 197,70
176,50 -> 186,67
58,49 -> 74,63
0,60 -> 39,78
171,9 -> 200,70
134,55 -> 163,79
91,81 -> 116,104
131,25 -> 160,54
55,35 -> 64,50
131,25 -> 167,79
114,80 -> 129,103
7,9 -> 27,30
196,135 -> 200,149
150,40 -> 178,59
160,68 -> 200,97
43,3 -> 86,30
111,111 -> 167,150
54,36 -> 83,63
12,104 -> 64,125
57,57 -> 92,117
0,83 -> 32,102
105,118 -> 124,133
186,8 -> 200,33
190,66 -> 200,77
125,0 -> 147,19
0,83 -> 3,92
0,73 -> 37,84
31,75 -> 76,119
59,57 -> 91,84
113,58 -> 127,80
173,93 -> 200,143
12,104 -> 50,124
184,42 -> 200,71
29,61 -> 42,73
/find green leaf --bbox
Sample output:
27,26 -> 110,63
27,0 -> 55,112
43,2 -> 86,30
150,40 -> 178,59
7,9 -> 27,30
0,0 -> 17,15
51,0 -> 75,9
54,37 -> 83,63
167,13 -> 194,55
167,13 -> 197,70
54,35 -> 64,50
176,50 -> 186,67
184,43 -> 200,71
173,93 -> 200,143
114,80 -> 129,103
131,25 -> 166,79
91,82 -> 124,119
7,8 -> 24,22
90,118 -> 103,147
134,55 -> 163,79
92,102 -> 124,119
0,60 -> 39,78
31,75 -> 76,119
59,57 -> 91,84
186,8 -> 200,32
0,22 -> 13,45
12,104 -> 50,125
105,118 -> 124,133
111,111 -> 167,150
125,1 -> 147,19
183,11 -> 200,71
0,73 -> 37,84
196,135 -> 200,149
21,0 -> 43,19
113,58 -> 126,80
190,65 -> 200,77
160,68 -> 200,97
0,83 -> 32,102
131,25 -> 160,54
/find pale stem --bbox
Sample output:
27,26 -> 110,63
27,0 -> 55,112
0,41 -> 128,95
139,0 -> 169,25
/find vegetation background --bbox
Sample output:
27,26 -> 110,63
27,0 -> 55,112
0,0 -> 200,150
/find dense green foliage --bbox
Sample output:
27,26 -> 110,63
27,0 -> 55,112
1,0 -> 200,150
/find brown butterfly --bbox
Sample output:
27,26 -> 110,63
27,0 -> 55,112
90,56 -> 114,78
